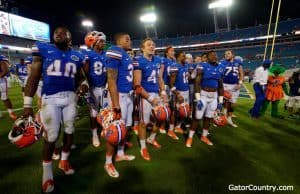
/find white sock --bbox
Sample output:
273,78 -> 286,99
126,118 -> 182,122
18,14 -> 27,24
117,145 -> 124,156
7,109 -> 13,114
176,122 -> 182,129
105,154 -> 112,164
148,132 -> 156,142
134,121 -> 139,126
91,128 -> 98,136
188,130 -> 195,138
42,161 -> 53,184
140,139 -> 146,149
227,116 -> 232,122
61,151 -> 70,161
202,129 -> 209,137
223,108 -> 227,115
169,124 -> 174,131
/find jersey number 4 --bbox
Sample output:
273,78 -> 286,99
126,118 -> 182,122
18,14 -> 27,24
47,60 -> 77,78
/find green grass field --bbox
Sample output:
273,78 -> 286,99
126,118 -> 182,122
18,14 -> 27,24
0,83 -> 299,194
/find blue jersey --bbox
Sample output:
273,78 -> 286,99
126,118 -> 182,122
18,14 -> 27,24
106,46 -> 133,93
16,63 -> 28,77
187,63 -> 196,84
134,55 -> 162,93
197,62 -> 224,89
175,63 -> 189,91
162,57 -> 176,85
222,59 -> 242,84
0,55 -> 8,75
32,42 -> 85,95
25,56 -> 33,65
82,49 -> 107,87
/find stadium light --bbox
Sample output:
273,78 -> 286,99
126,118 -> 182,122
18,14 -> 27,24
208,0 -> 233,9
81,20 -> 93,28
140,12 -> 157,24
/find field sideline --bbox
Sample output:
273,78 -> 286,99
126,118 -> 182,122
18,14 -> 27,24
0,83 -> 299,194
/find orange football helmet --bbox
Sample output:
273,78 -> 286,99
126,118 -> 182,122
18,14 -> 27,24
8,116 -> 44,148
213,110 -> 227,126
153,104 -> 171,122
177,102 -> 191,118
84,31 -> 106,48
224,90 -> 232,101
103,120 -> 127,145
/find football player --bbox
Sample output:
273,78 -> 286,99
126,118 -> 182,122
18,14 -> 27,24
221,50 -> 244,127
15,58 -> 28,96
186,53 -> 196,121
23,27 -> 86,193
186,50 -> 224,147
168,51 -> 190,140
159,46 -> 176,134
81,31 -> 108,147
0,55 -> 17,120
133,38 -> 166,161
105,32 -> 135,177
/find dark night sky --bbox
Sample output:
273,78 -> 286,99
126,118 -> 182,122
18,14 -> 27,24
9,0 -> 300,44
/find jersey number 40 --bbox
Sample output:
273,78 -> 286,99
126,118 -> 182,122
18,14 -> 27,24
47,60 -> 77,78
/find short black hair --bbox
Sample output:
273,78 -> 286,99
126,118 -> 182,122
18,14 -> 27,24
175,51 -> 185,59
164,46 -> 173,57
114,32 -> 128,44
201,52 -> 207,57
207,50 -> 216,56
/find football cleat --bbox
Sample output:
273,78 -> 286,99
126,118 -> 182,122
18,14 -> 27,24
9,112 -> 17,120
174,127 -> 184,134
42,179 -> 54,193
8,116 -> 43,148
58,160 -> 75,175
186,137 -> 193,148
159,128 -> 166,134
132,125 -> 139,135
140,148 -> 151,161
146,138 -> 161,149
104,163 -> 119,178
200,136 -> 213,146
115,154 -> 136,162
92,135 -> 100,147
167,130 -> 179,140
227,118 -> 238,128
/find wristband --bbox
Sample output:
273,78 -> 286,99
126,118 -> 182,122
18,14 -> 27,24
147,95 -> 154,102
195,93 -> 201,101
161,90 -> 167,96
81,80 -> 89,87
239,80 -> 243,84
218,96 -> 224,104
24,96 -> 33,108
171,87 -> 177,92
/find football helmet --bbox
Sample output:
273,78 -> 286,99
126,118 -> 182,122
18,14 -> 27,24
213,110 -> 227,126
8,116 -> 44,148
96,107 -> 114,128
153,104 -> 171,122
177,102 -> 191,118
84,31 -> 106,48
103,120 -> 127,145
224,90 -> 232,101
